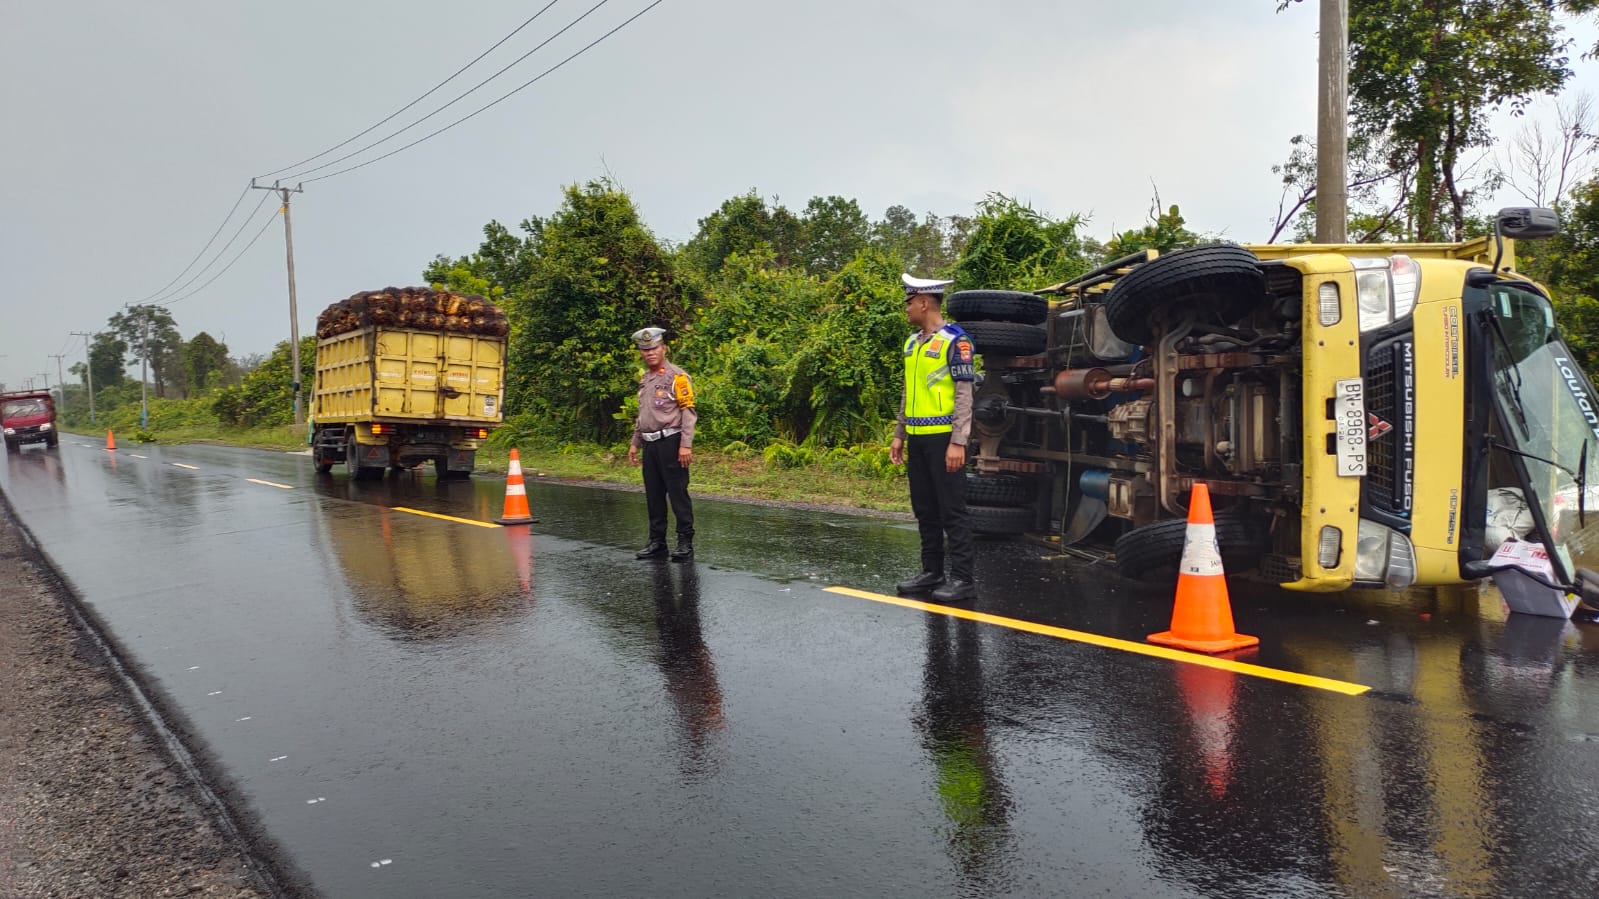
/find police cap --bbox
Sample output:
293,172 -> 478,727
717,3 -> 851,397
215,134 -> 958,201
632,327 -> 666,349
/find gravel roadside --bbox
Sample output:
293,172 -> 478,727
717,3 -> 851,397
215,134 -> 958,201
0,506 -> 278,899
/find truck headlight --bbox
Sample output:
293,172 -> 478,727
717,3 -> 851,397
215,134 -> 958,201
1351,255 -> 1420,333
2,427 -> 13,436
1353,519 -> 1417,588
39,422 -> 52,431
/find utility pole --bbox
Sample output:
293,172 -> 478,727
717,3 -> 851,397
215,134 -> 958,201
49,353 -> 65,408
252,179 -> 305,425
71,331 -> 95,423
132,305 -> 151,431
1316,0 -> 1349,243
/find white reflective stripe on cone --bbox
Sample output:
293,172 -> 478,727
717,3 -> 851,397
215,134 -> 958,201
1179,522 -> 1224,576
506,483 -> 527,496
508,460 -> 523,476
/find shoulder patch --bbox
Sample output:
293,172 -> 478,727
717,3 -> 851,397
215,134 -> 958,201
672,372 -> 695,408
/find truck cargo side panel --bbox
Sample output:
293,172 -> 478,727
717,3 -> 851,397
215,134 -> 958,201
316,327 -> 504,425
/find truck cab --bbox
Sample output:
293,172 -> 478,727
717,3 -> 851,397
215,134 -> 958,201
959,207 -> 1599,593
2,390 -> 58,453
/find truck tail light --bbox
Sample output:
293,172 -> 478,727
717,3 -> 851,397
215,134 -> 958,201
470,428 -> 489,439
370,423 -> 385,435
1317,282 -> 1341,326
1317,525 -> 1342,569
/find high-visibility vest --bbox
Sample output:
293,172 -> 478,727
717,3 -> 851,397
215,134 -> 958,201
902,325 -> 972,435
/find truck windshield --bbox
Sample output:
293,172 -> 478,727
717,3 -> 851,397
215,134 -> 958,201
2,399 -> 47,418
1486,282 -> 1599,579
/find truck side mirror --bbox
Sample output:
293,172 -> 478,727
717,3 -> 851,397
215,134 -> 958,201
1496,207 -> 1560,240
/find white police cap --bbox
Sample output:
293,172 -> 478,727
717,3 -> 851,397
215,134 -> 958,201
632,327 -> 666,349
902,273 -> 953,295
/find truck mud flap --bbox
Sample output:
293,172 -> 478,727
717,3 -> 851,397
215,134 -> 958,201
445,449 -> 476,472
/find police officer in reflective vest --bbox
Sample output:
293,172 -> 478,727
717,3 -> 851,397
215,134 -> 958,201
890,275 -> 977,602
628,327 -> 697,562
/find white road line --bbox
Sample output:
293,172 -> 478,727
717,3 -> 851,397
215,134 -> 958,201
245,478 -> 293,490
129,453 -> 148,459
172,463 -> 200,470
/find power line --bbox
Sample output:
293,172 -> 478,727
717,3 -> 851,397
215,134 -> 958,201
164,206 -> 282,307
141,189 -> 274,306
305,0 -> 666,185
128,183 -> 252,304
256,0 -> 564,180
278,0 -> 617,183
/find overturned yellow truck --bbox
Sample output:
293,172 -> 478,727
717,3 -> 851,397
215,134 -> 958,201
311,287 -> 507,480
956,208 -> 1599,596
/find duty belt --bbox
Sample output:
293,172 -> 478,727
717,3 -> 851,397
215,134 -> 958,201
640,427 -> 681,442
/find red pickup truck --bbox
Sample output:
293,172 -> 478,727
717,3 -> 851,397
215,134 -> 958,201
2,390 -> 59,453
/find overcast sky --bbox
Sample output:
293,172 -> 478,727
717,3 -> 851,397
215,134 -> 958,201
4,1 -> 1597,391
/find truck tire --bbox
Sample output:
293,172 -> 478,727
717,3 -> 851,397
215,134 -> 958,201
1113,513 -> 1267,583
3,439 -> 15,454
965,472 -> 1036,507
46,432 -> 58,449
949,290 -> 1049,326
969,504 -> 1033,536
961,321 -> 1046,357
347,433 -> 383,481
1103,244 -> 1265,346
315,460 -> 334,474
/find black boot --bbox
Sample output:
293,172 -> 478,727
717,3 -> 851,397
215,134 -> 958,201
636,541 -> 668,560
896,571 -> 944,594
931,578 -> 976,603
670,537 -> 694,562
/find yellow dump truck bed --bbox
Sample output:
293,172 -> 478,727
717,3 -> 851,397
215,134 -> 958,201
314,326 -> 505,424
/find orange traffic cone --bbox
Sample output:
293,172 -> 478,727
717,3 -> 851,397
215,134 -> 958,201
1147,482 -> 1259,653
105,430 -> 116,451
494,449 -> 538,526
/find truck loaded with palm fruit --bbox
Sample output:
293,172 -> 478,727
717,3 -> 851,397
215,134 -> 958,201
952,207 -> 1599,598
310,287 -> 507,480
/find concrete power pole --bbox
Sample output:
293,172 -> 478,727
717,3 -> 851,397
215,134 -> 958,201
1316,0 -> 1349,243
138,307 -> 150,430
71,331 -> 95,423
252,179 -> 305,426
49,353 -> 65,408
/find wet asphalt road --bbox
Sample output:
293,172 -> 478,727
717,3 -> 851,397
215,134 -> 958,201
3,440 -> 1599,898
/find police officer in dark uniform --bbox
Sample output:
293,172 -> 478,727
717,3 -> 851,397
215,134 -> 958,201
629,327 -> 697,562
890,275 -> 978,602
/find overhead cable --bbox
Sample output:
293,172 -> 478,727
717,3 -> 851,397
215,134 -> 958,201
305,0 -> 666,185
255,0 -> 564,179
278,0 -> 618,182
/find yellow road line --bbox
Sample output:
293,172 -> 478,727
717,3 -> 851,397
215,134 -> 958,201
392,506 -> 499,529
172,463 -> 200,470
246,478 -> 293,490
824,586 -> 1370,696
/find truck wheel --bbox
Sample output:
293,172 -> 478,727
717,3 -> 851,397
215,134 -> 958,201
315,460 -> 334,474
949,290 -> 1048,326
961,321 -> 1046,357
1103,244 -> 1264,346
965,472 -> 1036,507
3,439 -> 15,454
1113,513 -> 1267,583
968,504 -> 1033,536
347,433 -> 383,481
46,433 -> 58,449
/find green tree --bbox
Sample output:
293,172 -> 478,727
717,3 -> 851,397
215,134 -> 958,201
87,331 -> 128,392
108,304 -> 182,398
870,205 -> 971,276
799,195 -> 870,275
679,191 -> 804,277
1278,0 -> 1574,240
210,337 -> 316,428
951,194 -> 1090,292
510,179 -> 690,442
183,332 -> 231,395
1102,200 -> 1203,259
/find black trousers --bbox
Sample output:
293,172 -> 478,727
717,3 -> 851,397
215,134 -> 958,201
905,432 -> 973,581
642,433 -> 694,543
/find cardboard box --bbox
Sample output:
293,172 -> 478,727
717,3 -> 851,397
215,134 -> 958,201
1489,540 -> 1581,619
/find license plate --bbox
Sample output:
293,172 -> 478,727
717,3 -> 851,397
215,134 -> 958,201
1333,378 -> 1367,477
